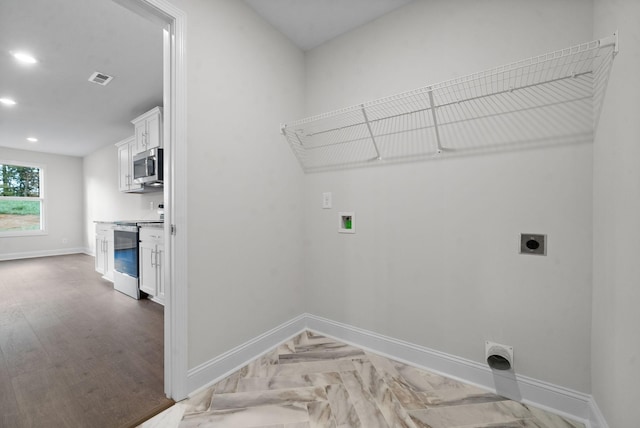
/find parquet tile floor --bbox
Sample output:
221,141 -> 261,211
142,331 -> 584,428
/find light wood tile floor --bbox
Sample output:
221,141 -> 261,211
142,331 -> 584,428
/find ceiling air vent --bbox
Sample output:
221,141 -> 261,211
88,71 -> 114,86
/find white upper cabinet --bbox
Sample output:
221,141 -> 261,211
116,136 -> 144,193
132,106 -> 163,155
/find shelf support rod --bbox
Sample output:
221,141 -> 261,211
361,105 -> 382,160
427,88 -> 443,154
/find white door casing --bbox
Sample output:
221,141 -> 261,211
114,0 -> 188,400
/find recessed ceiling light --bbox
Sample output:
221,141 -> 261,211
26,137 -> 38,142
0,98 -> 17,106
11,51 -> 38,64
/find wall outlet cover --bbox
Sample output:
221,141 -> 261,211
322,192 -> 332,209
520,233 -> 546,255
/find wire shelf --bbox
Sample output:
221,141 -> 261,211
281,34 -> 618,173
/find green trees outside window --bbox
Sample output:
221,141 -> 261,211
0,163 -> 43,233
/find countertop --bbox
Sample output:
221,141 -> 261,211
94,220 -> 164,225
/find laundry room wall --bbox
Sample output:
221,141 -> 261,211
592,0 -> 640,425
166,0 -> 306,370
302,0 -> 594,392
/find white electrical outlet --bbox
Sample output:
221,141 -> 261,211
322,192 -> 332,209
149,201 -> 154,210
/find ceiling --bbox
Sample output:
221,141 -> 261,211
0,0 -> 412,158
245,0 -> 414,51
0,0 -> 164,157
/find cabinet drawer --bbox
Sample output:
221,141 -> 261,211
96,223 -> 114,236
96,224 -> 111,233
139,227 -> 164,244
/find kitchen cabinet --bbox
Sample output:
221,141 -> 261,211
139,226 -> 165,305
132,106 -> 163,155
95,223 -> 115,282
116,136 -> 144,193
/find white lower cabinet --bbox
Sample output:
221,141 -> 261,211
139,226 -> 164,305
95,223 -> 115,282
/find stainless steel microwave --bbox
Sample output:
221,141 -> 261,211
133,148 -> 163,187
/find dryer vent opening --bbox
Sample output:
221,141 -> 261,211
485,341 -> 514,371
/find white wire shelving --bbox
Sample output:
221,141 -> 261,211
281,33 -> 618,173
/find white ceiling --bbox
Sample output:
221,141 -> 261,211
245,0 -> 414,51
0,0 -> 412,158
0,0 -> 163,157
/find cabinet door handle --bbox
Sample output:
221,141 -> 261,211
150,249 -> 156,268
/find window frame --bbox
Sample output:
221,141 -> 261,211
0,160 -> 46,237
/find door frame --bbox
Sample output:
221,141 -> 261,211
115,0 -> 189,400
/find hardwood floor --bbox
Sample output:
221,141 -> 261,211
143,331 -> 584,428
0,254 -> 173,427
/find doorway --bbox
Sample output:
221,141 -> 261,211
114,0 -> 188,401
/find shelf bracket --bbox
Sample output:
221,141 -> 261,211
599,31 -> 619,56
361,105 -> 382,160
427,88 -> 444,154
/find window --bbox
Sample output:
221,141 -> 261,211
0,161 -> 45,235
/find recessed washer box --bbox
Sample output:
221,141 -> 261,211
520,233 -> 546,255
339,212 -> 355,234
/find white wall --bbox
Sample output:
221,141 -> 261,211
303,0 -> 594,392
167,0 -> 306,369
592,0 -> 640,426
83,142 -> 164,254
0,147 -> 84,259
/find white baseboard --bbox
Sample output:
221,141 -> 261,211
186,314 -> 307,395
0,247 -> 86,261
185,312 -> 606,428
588,396 -> 609,428
305,313 -> 594,427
